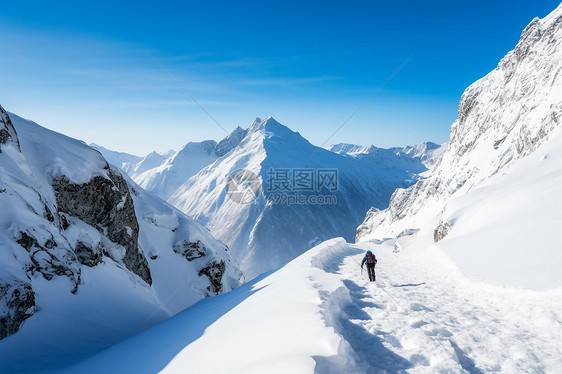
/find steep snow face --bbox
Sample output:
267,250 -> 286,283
170,117 -> 421,279
357,5 -> 562,242
133,151 -> 168,176
0,110 -> 242,371
427,126 -> 562,289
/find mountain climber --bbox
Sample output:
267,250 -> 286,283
361,250 -> 377,282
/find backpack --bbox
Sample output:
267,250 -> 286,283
367,253 -> 376,264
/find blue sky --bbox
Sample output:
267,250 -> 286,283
1,0 -> 560,155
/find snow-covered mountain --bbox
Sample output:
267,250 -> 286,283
0,108 -> 243,371
133,128 -> 248,200
90,143 -> 143,175
134,140 -> 220,200
91,145 -> 174,180
329,141 -> 446,173
96,127 -> 248,201
215,126 -> 247,157
357,3 -> 562,289
169,117 -> 425,278
133,151 -> 169,175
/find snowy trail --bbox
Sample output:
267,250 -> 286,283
64,238 -> 562,374
335,240 -> 562,373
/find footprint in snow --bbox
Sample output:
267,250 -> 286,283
410,303 -> 434,312
411,320 -> 429,328
425,327 -> 453,337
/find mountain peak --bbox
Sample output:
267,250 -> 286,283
146,150 -> 162,158
215,126 -> 248,157
248,116 -> 296,136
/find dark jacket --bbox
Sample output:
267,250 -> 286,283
361,253 -> 377,268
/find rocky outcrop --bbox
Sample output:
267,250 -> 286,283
355,207 -> 380,242
199,260 -> 226,296
52,170 -> 152,285
173,240 -> 207,261
74,241 -> 104,267
0,105 -> 20,152
0,281 -> 35,340
215,126 -> 247,157
16,231 -> 81,293
433,222 -> 450,243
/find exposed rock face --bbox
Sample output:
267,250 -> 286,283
433,222 -> 450,243
355,207 -> 380,242
74,241 -> 104,267
52,170 -> 152,285
215,126 -> 247,157
356,5 -> 562,241
16,231 -> 81,292
198,260 -> 226,296
173,240 -> 207,261
0,105 -> 20,152
0,281 -> 35,340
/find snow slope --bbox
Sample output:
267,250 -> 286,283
66,237 -> 562,373
0,109 -> 242,372
169,117 -> 422,279
413,124 -> 562,290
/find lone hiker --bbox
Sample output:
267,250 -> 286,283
361,250 -> 377,282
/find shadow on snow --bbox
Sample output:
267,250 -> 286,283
62,271 -> 273,374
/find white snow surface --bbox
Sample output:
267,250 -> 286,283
65,237 -> 562,373
0,112 -> 242,372
169,117 -> 422,279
